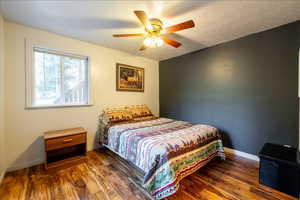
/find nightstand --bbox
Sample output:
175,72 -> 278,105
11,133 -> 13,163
44,127 -> 87,171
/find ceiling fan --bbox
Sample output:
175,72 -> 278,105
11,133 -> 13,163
113,11 -> 195,51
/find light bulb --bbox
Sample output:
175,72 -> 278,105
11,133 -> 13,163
143,37 -> 152,47
156,37 -> 164,47
151,37 -> 157,48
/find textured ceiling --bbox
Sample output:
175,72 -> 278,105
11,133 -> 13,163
0,0 -> 300,61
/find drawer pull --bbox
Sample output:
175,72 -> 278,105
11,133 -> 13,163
62,139 -> 73,143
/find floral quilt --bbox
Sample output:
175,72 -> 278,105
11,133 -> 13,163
104,118 -> 225,199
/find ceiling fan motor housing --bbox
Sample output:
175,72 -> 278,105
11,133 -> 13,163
149,18 -> 163,33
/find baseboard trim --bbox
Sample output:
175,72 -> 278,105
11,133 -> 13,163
0,170 -> 6,185
224,147 -> 260,162
7,159 -> 44,172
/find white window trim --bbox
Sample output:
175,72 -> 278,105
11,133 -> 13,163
25,39 -> 92,109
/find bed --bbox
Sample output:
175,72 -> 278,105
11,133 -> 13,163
99,105 -> 225,199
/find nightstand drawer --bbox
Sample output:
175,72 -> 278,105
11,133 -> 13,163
45,133 -> 86,151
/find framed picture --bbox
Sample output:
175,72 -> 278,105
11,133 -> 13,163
116,63 -> 144,92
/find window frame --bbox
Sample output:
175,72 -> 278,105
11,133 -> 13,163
25,39 -> 92,109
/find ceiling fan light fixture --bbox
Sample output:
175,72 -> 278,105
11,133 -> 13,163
143,36 -> 164,48
113,11 -> 194,51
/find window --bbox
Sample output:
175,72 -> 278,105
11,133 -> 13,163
26,46 -> 90,108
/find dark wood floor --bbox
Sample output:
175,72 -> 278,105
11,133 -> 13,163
0,149 -> 297,200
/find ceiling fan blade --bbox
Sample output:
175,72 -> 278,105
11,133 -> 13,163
139,44 -> 147,51
134,10 -> 153,31
160,36 -> 182,48
164,20 -> 195,34
113,33 -> 145,37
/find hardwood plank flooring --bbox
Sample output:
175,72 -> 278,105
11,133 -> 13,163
0,149 -> 298,200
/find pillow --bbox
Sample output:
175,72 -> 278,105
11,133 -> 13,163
102,108 -> 133,124
132,115 -> 157,122
127,104 -> 155,121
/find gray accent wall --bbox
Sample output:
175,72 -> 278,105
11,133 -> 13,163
160,21 -> 300,155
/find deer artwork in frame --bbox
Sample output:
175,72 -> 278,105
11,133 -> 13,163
116,63 -> 144,92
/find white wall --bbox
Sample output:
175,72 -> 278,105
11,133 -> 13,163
0,16 -> 6,179
4,21 -> 159,171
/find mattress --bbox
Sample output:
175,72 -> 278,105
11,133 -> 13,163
103,117 -> 225,199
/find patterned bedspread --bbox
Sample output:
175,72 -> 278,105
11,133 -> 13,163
104,118 -> 225,199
